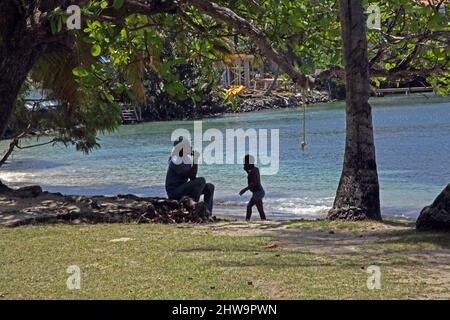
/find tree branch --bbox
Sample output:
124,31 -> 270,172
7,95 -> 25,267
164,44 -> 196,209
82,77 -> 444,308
180,0 -> 309,87
0,126 -> 29,168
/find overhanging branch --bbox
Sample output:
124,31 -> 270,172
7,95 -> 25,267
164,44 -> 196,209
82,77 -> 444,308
180,0 -> 309,87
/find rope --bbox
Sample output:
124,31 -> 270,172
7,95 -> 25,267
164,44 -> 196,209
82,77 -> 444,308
301,102 -> 307,152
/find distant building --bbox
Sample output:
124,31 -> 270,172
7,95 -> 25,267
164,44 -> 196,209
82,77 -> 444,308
221,54 -> 254,87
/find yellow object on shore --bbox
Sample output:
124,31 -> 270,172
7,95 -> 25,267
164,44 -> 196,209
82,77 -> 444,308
225,85 -> 245,98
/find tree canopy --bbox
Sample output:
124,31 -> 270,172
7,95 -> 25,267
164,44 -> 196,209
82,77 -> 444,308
0,0 -> 448,155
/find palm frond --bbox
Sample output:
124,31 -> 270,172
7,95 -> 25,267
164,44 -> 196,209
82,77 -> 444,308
123,57 -> 146,104
30,34 -> 95,107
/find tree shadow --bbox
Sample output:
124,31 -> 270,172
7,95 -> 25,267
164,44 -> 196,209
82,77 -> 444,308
374,228 -> 450,249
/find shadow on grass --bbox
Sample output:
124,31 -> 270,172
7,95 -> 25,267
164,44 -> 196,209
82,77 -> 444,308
209,221 -> 296,230
177,245 -> 268,253
177,219 -> 450,273
178,239 -> 422,270
204,252 -> 414,269
375,229 -> 450,249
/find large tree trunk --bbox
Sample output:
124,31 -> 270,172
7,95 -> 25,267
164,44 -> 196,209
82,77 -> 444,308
0,1 -> 52,190
0,43 -> 40,189
328,0 -> 381,221
0,1 -> 49,139
0,50 -> 39,139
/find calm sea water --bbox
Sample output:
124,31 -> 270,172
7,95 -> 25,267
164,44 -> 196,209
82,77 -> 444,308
1,94 -> 449,219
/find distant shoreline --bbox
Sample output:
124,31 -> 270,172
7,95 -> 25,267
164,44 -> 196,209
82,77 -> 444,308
3,93 -> 448,140
131,92 -> 449,124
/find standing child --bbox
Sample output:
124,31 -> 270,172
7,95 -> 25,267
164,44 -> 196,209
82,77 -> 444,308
239,155 -> 267,221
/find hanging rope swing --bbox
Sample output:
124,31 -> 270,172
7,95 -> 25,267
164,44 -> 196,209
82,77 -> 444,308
300,88 -> 309,152
300,102 -> 308,152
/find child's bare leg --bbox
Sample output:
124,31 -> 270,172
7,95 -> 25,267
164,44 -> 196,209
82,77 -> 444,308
255,200 -> 266,220
246,199 -> 256,221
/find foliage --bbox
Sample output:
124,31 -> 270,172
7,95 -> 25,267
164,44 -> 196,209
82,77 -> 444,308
8,0 -> 449,157
367,0 -> 449,94
12,82 -> 120,153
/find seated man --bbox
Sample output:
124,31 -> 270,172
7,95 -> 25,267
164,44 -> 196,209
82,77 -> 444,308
165,137 -> 214,213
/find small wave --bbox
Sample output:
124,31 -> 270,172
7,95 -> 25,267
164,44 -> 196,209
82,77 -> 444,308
215,196 -> 332,218
0,171 -> 36,183
215,200 -> 245,207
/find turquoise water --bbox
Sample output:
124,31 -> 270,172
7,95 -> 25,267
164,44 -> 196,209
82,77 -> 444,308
1,94 -> 449,219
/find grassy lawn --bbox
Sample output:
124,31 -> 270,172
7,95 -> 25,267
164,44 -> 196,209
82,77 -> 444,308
0,221 -> 449,299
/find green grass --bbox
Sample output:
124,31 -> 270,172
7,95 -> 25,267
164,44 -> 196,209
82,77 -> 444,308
0,222 -> 447,299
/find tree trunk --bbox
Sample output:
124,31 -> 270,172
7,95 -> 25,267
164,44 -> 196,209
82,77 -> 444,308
0,26 -> 44,139
0,43 -> 40,188
0,74 -> 23,139
328,0 -> 381,221
0,3 -> 46,139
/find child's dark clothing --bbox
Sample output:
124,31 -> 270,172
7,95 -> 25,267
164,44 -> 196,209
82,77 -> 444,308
246,167 -> 266,221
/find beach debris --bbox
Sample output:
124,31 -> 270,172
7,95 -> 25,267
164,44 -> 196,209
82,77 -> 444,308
417,183 -> 450,231
264,243 -> 279,249
2,189 -> 215,227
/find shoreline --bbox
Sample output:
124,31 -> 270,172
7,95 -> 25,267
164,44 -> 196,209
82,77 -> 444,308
134,90 -> 335,123
3,93 -> 448,140
129,91 -> 449,123
117,92 -> 450,128
0,185 -> 418,227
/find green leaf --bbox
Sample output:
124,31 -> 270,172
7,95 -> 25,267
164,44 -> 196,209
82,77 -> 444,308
113,0 -> 124,9
103,91 -> 115,102
57,16 -> 62,32
50,18 -> 57,34
206,52 -> 216,60
101,1 -> 108,9
91,44 -> 102,57
374,79 -> 381,88
72,67 -> 89,77
385,63 -> 395,71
